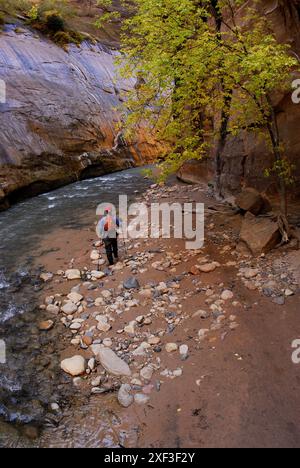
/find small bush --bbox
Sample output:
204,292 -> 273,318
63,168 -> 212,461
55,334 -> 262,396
45,12 -> 65,32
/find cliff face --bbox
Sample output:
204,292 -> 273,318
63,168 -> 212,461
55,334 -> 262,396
219,0 -> 300,196
0,24 -> 162,210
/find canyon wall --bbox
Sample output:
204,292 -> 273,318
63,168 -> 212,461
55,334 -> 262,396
0,24 -> 163,210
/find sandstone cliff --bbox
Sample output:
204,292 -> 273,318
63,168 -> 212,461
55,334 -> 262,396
0,24 -> 162,210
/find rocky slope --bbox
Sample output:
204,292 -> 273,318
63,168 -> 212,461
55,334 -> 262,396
0,24 -> 163,210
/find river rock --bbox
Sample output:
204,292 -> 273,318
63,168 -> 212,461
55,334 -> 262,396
221,290 -> 234,301
90,250 -> 100,261
96,315 -> 111,332
140,365 -> 154,381
123,277 -> 140,290
70,322 -> 82,330
91,270 -> 105,280
179,344 -> 189,358
62,302 -> 78,315
39,320 -> 54,331
165,343 -> 178,353
118,384 -> 134,408
61,356 -> 86,376
239,213 -> 281,255
46,304 -> 60,315
68,292 -> 83,303
97,348 -> 131,376
124,321 -> 136,335
199,263 -> 218,273
65,269 -> 81,280
40,272 -> 53,282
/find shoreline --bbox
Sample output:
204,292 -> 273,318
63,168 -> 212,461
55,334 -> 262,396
24,179 -> 300,448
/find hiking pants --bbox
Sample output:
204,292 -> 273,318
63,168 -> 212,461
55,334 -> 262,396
104,238 -> 119,265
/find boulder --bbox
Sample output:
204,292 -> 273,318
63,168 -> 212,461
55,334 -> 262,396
97,348 -> 131,376
60,356 -> 86,376
236,188 -> 264,215
177,159 -> 212,184
239,212 -> 281,256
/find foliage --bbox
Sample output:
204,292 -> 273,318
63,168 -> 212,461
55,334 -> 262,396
97,0 -> 298,195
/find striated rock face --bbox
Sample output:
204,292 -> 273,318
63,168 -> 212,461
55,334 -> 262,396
0,25 -> 163,210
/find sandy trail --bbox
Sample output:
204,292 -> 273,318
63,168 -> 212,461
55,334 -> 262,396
33,181 -> 300,448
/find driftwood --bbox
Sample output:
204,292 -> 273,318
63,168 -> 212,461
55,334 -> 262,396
277,214 -> 300,249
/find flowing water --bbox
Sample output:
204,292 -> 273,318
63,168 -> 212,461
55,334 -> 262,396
0,168 -> 152,447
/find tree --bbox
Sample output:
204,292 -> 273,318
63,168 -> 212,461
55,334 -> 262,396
98,0 -> 297,215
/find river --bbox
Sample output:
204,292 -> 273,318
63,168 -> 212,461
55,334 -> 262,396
0,168 -> 152,447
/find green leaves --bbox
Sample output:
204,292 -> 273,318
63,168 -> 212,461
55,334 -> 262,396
103,0 -> 298,184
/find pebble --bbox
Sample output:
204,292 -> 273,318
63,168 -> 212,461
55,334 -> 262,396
140,365 -> 154,381
46,304 -> 60,315
61,302 -> 78,315
39,320 -> 54,331
68,292 -> 83,303
98,348 -> 131,376
165,343 -> 178,353
118,384 -> 134,408
60,356 -> 86,377
123,277 -> 140,290
65,269 -> 81,280
221,290 -> 234,301
134,394 -> 150,405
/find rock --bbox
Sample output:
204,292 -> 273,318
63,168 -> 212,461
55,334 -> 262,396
173,368 -> 183,377
165,343 -> 178,353
242,268 -> 259,279
70,322 -> 81,330
177,159 -> 212,185
198,329 -> 209,339
65,269 -> 81,280
148,336 -> 161,345
82,335 -> 93,346
67,292 -> 83,303
285,289 -> 294,297
190,266 -> 200,275
118,384 -> 134,408
124,321 -> 136,335
101,290 -> 112,299
103,338 -> 113,347
91,270 -> 105,280
236,188 -> 264,215
140,365 -> 154,381
61,356 -> 86,377
92,376 -> 102,387
239,213 -> 281,256
88,358 -> 96,371
97,348 -> 131,376
91,344 -> 104,356
61,302 -> 78,315
193,309 -> 210,319
221,290 -> 234,301
90,250 -> 100,261
39,320 -> 54,331
132,342 -> 151,356
199,263 -> 218,273
134,394 -> 150,405
123,277 -> 140,290
40,272 -> 53,282
46,304 -> 60,315
96,315 -> 111,332
179,344 -> 189,358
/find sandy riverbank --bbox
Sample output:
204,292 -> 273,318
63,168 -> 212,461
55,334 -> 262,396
29,180 -> 300,448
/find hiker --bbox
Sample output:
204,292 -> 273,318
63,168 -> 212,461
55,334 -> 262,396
98,207 -> 122,266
